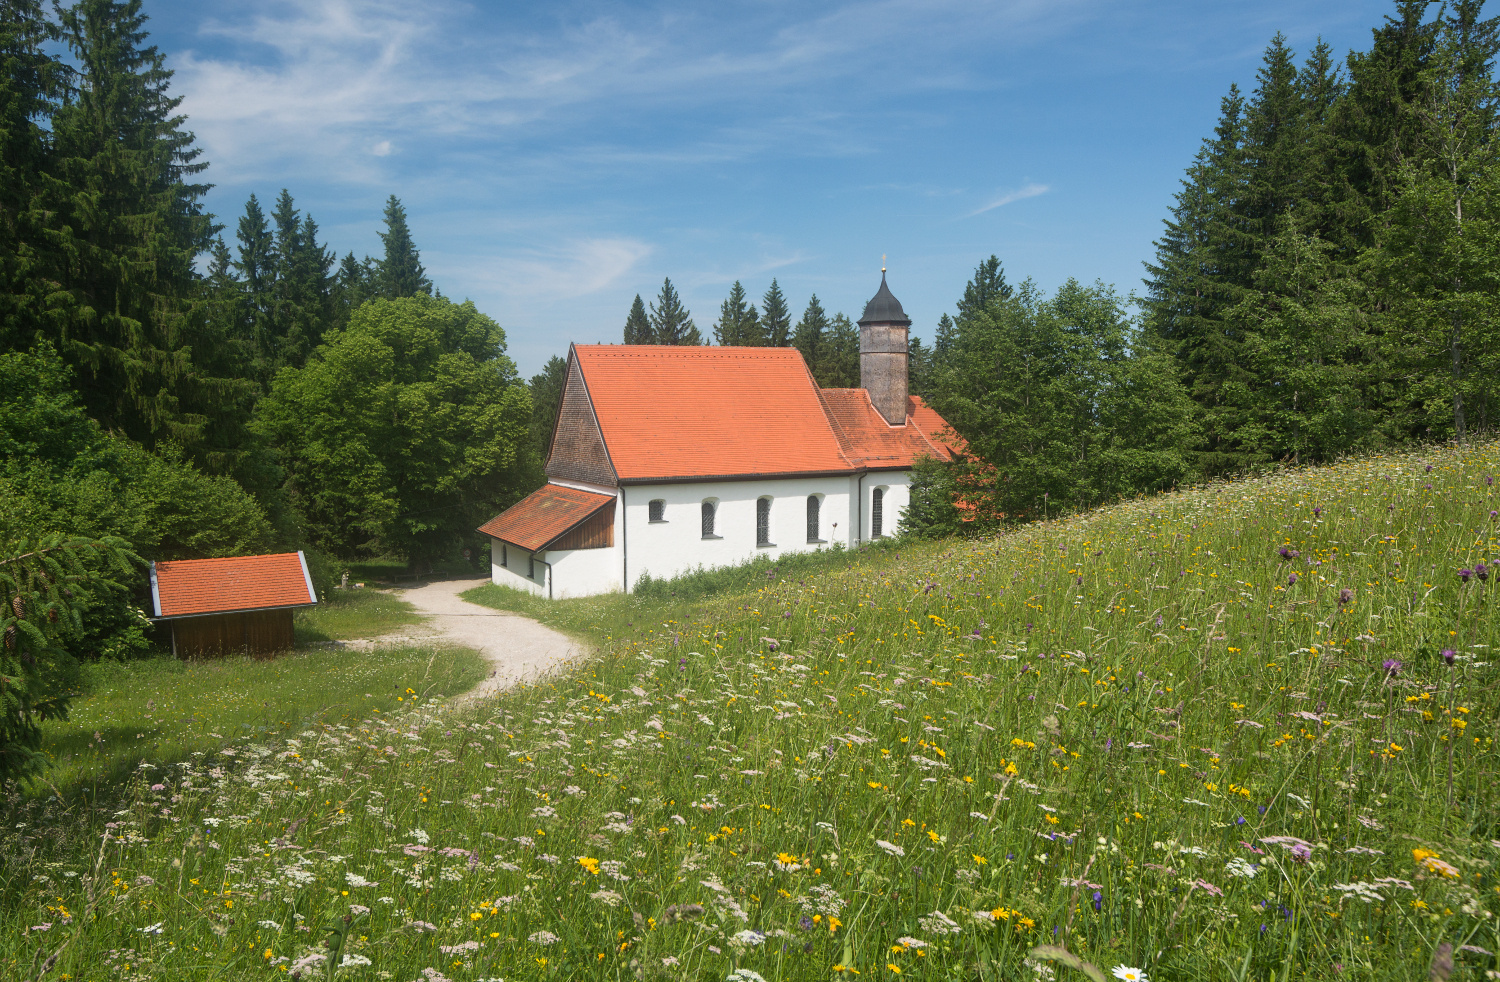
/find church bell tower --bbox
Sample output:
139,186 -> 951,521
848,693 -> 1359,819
858,265 -> 911,426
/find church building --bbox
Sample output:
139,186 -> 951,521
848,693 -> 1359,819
479,273 -> 959,598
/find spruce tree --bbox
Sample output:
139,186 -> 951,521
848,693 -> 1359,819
269,190 -> 333,369
648,278 -> 700,345
48,0 -> 217,446
907,336 -> 933,399
0,0 -> 63,353
713,280 -> 761,345
823,312 -> 860,388
375,194 -> 431,299
623,293 -> 651,343
956,256 -> 1012,321
760,279 -> 791,346
334,251 -> 373,327
792,294 -> 829,378
528,354 -> 567,456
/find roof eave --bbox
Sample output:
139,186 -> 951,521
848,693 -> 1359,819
151,601 -> 319,623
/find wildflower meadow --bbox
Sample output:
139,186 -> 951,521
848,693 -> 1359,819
4,441 -> 1498,981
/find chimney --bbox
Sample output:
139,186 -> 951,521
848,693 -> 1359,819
858,269 -> 911,426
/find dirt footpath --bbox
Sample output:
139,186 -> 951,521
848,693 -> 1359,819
377,578 -> 584,705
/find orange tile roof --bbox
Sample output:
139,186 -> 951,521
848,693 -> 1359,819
151,552 -> 316,619
572,345 -> 854,481
818,390 -> 961,468
478,483 -> 615,551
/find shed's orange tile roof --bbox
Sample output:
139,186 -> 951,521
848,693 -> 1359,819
151,552 -> 315,619
478,483 -> 615,551
572,346 -> 854,480
818,390 -> 961,468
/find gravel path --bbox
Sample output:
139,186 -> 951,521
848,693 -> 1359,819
373,578 -> 584,705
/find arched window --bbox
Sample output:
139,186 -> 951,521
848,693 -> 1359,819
701,500 -> 717,538
871,487 -> 885,538
649,499 -> 666,523
806,495 -> 821,542
757,497 -> 773,546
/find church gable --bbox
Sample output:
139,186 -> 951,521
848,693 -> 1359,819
545,351 -> 618,487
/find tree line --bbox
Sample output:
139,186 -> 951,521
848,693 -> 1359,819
1,0 -> 540,693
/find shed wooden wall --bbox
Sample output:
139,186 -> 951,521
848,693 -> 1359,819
172,609 -> 295,658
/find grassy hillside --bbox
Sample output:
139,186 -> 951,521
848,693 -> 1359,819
3,442 -> 1497,981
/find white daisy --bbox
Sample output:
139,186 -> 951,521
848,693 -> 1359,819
1112,967 -> 1148,982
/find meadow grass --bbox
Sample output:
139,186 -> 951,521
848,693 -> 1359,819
294,590 -> 425,644
3,441 -> 1498,982
29,645 -> 487,802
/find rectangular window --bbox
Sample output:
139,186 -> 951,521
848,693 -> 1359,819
527,553 -> 535,579
501,544 -> 508,567
806,495 -> 821,542
649,499 -> 666,522
701,501 -> 717,538
871,487 -> 884,538
757,497 -> 772,546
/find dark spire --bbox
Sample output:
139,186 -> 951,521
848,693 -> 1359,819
858,271 -> 911,326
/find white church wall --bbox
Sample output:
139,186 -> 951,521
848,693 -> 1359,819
622,475 -> 855,590
490,540 -> 546,596
546,544 -> 623,598
491,471 -> 917,598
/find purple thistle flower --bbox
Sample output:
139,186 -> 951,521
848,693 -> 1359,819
1290,843 -> 1312,863
1287,573 -> 1298,586
1092,891 -> 1102,912
1337,588 -> 1353,605
1154,614 -> 1163,628
1425,463 -> 1433,473
1313,507 -> 1322,517
1278,546 -> 1292,559
1075,576 -> 1083,586
1382,658 -> 1402,676
1488,474 -> 1495,486
1459,568 -> 1473,583
1442,649 -> 1456,666
1492,510 -> 1498,520
1476,561 -> 1489,582
1026,622 -> 1033,632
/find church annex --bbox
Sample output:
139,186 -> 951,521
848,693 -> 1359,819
479,274 -> 959,598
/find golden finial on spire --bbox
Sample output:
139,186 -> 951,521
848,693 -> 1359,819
882,254 -> 887,274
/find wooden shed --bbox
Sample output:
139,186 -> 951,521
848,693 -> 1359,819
149,552 -> 318,657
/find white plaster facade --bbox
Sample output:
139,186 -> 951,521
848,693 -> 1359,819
488,472 -> 910,598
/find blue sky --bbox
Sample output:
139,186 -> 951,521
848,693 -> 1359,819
146,0 -> 1396,376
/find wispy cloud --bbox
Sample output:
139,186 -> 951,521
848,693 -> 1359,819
448,237 -> 654,301
967,182 -> 1050,217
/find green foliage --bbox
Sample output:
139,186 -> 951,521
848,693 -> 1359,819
255,294 -> 536,565
528,354 -> 568,457
931,278 -> 1197,518
46,0 -> 218,447
0,534 -> 138,785
896,456 -> 964,540
648,277 -> 701,345
622,293 -> 651,344
374,194 -> 431,299
760,278 -> 791,346
713,280 -> 762,346
791,293 -> 828,374
1145,6 -> 1500,474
